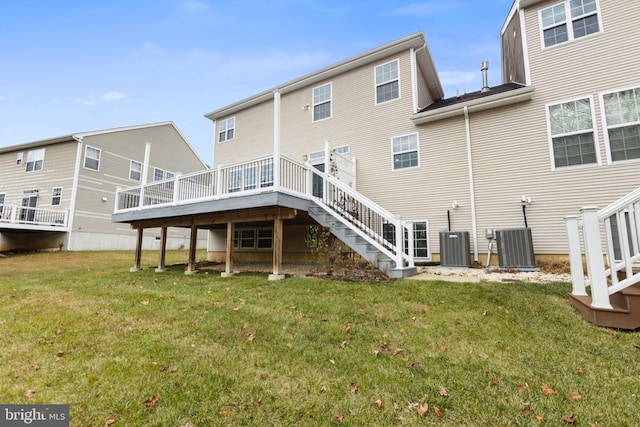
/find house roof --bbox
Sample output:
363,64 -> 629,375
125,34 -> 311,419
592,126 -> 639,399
204,32 -> 444,120
0,122 -> 208,168
412,82 -> 534,125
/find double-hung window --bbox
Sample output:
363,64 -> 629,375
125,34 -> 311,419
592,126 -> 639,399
26,149 -> 45,172
16,152 -> 23,166
154,167 -> 165,182
547,97 -> 598,168
51,187 -> 62,206
84,146 -> 100,171
0,193 -> 5,216
540,0 -> 601,48
218,117 -> 235,143
313,83 -> 332,122
130,160 -> 142,181
375,59 -> 400,104
391,133 -> 419,170
603,86 -> 640,162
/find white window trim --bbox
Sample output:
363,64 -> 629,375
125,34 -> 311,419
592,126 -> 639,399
83,145 -> 101,171
312,82 -> 332,122
0,193 -> 6,215
375,58 -> 401,105
16,152 -> 23,166
51,187 -> 63,206
218,117 -> 236,143
538,0 -> 602,50
233,227 -> 273,251
25,148 -> 45,172
600,84 -> 640,165
130,160 -> 142,181
390,133 -> 420,171
545,95 -> 601,171
153,167 -> 166,182
412,220 -> 431,261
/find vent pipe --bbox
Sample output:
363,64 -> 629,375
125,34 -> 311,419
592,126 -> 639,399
481,61 -> 490,93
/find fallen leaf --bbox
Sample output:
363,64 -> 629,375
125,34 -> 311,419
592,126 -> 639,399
535,414 -> 544,421
25,390 -> 36,398
335,414 -> 344,422
247,334 -> 255,341
287,342 -> 293,349
561,414 -> 576,424
374,398 -> 384,408
575,368 -> 585,374
483,310 -> 488,316
329,359 -> 336,365
633,344 -> 640,350
105,414 -> 117,426
517,383 -> 529,393
566,391 -> 582,400
434,406 -> 444,419
542,384 -> 555,396
399,328 -> 406,334
56,350 -> 65,358
349,383 -> 359,394
373,350 -> 380,356
144,395 -> 158,408
393,348 -> 402,356
233,307 -> 240,312
416,402 -> 429,417
523,402 -> 531,416
320,385 -> 327,393
218,410 -> 227,417
342,325 -> 351,332
141,300 -> 149,306
340,340 -> 348,348
438,386 -> 450,397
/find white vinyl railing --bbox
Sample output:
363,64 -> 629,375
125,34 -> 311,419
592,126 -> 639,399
566,187 -> 640,309
0,204 -> 69,228
114,152 -> 413,270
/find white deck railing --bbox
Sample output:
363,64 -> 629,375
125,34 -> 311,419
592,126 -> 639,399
114,153 -> 413,270
0,204 -> 69,228
566,187 -> 640,308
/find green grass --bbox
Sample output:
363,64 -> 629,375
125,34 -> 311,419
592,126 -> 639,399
1,251 -> 639,426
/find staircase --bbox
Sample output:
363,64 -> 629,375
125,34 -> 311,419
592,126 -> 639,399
307,205 -> 416,278
565,187 -> 640,330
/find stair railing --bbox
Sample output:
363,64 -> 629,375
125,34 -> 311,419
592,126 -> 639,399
566,187 -> 640,309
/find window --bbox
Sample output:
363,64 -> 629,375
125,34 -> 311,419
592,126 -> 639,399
25,148 -> 45,172
547,97 -> 598,168
375,59 -> 400,104
335,145 -> 350,154
51,187 -> 62,206
413,221 -> 429,259
0,193 -> 5,216
257,228 -> 273,249
84,146 -> 100,171
218,117 -> 235,143
540,0 -> 600,48
233,228 -> 273,250
392,133 -> 419,170
313,83 -> 332,122
153,167 -> 166,182
16,152 -> 23,166
603,86 -> 640,162
130,161 -> 142,181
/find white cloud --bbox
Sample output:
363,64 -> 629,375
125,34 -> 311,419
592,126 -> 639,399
102,91 -> 127,102
182,0 -> 210,12
75,97 -> 98,106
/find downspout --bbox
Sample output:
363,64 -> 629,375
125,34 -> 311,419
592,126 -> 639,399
273,90 -> 281,189
464,106 -> 479,263
66,136 -> 84,250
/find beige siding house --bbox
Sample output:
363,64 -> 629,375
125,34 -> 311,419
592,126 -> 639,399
112,0 -> 640,284
1,122 -> 208,251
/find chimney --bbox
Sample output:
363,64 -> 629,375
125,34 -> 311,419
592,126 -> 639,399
481,61 -> 490,93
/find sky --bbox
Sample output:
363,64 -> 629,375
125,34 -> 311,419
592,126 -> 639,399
0,0 -> 514,165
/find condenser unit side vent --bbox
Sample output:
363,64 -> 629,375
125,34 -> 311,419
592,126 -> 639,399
495,228 -> 537,270
439,231 -> 471,268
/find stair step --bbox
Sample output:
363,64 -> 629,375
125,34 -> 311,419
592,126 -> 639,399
568,293 -> 640,330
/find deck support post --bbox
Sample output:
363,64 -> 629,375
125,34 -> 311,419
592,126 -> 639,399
185,224 -> 198,275
565,215 -> 586,296
581,206 -> 612,309
156,226 -> 168,272
222,222 -> 236,277
269,213 -> 285,281
131,228 -> 144,272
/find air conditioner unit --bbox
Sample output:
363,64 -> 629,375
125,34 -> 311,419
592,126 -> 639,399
439,231 -> 471,267
495,228 -> 537,270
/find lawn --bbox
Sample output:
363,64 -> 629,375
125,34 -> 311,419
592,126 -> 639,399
0,251 -> 638,426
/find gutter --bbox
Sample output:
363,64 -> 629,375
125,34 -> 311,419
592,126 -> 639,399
411,85 -> 534,125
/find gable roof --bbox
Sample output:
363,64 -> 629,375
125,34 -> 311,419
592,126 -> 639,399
205,32 -> 444,120
0,122 -> 207,168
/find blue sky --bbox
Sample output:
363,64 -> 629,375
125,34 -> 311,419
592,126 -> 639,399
0,0 -> 514,164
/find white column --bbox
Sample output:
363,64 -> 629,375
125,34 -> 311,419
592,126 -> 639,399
395,216 -> 404,269
139,142 -> 151,208
564,215 -> 586,296
406,220 -> 415,268
581,206 -> 612,309
464,106 -> 479,263
172,173 -> 182,204
273,90 -> 281,190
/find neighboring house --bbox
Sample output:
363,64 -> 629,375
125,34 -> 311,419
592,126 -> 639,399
1,122 -> 209,252
112,0 -> 640,291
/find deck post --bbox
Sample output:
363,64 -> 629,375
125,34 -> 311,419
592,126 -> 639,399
581,206 -> 612,309
185,224 -> 198,275
395,216 -> 404,269
564,215 -> 586,296
222,222 -> 236,277
405,220 -> 415,268
131,228 -> 144,272
273,90 -> 281,190
156,226 -> 168,272
269,214 -> 285,281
